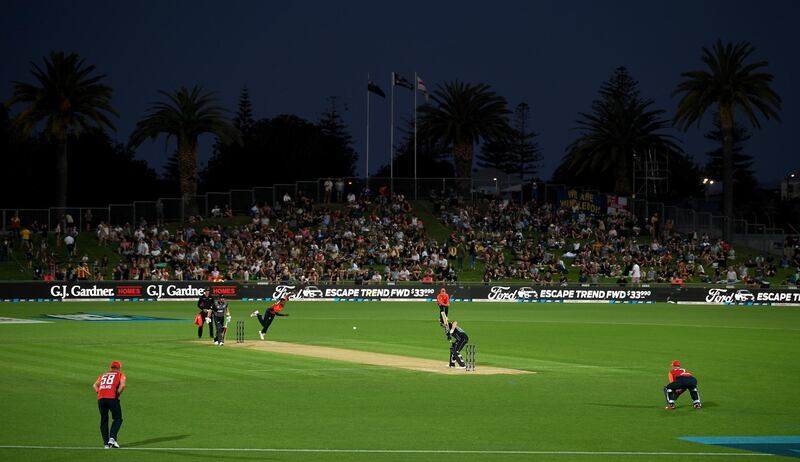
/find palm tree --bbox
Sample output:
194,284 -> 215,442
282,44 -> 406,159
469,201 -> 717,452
556,67 -> 680,195
129,86 -> 239,214
673,40 -> 781,238
418,81 -> 511,179
7,51 -> 117,209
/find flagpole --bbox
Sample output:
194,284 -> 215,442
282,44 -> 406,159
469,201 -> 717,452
390,72 -> 394,196
366,73 -> 370,192
414,72 -> 418,201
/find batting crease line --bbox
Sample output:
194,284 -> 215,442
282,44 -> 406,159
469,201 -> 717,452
0,445 -> 770,456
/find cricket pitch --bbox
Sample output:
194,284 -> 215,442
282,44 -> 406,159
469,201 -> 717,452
225,340 -> 534,375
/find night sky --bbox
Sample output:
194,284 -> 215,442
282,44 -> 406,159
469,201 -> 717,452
2,0 -> 798,185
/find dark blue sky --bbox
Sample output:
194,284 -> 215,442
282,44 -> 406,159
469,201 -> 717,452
2,0 -> 798,185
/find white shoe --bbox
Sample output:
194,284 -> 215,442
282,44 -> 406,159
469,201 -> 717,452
219,342 -> 224,346
214,341 -> 219,345
108,438 -> 119,448
259,332 -> 265,340
250,310 -> 259,317
104,445 -> 110,449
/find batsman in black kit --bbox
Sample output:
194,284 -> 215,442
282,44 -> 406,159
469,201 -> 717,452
196,288 -> 215,339
447,321 -> 469,368
212,296 -> 230,346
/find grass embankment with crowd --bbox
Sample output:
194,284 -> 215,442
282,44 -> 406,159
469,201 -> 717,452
0,200 -> 796,287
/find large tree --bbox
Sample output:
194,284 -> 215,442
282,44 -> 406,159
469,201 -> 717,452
705,113 -> 758,201
318,96 -> 357,177
129,86 -> 239,214
203,95 -> 358,192
673,40 -> 781,238
6,51 -> 117,209
418,81 -> 511,179
478,102 -> 541,180
554,66 -> 680,195
375,119 -> 454,177
233,87 -> 255,136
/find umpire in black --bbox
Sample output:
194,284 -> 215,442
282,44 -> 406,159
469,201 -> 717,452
447,321 -> 469,368
197,288 -> 214,339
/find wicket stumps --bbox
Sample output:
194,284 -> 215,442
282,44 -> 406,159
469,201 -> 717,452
236,320 -> 245,343
465,344 -> 476,371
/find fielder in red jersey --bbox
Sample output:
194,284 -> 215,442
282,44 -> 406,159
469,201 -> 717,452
93,360 -> 127,448
663,360 -> 701,410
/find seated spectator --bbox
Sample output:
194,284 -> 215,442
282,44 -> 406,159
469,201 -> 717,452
725,268 -> 738,283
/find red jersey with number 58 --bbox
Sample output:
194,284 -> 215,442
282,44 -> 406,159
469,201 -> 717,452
96,371 -> 125,399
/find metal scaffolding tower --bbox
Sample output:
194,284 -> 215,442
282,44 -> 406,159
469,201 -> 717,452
632,149 -> 669,200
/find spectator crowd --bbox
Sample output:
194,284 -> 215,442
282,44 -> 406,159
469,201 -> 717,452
438,197 -> 800,287
3,194 -> 799,288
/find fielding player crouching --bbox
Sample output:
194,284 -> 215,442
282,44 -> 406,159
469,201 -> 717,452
447,321 -> 469,368
664,360 -> 702,410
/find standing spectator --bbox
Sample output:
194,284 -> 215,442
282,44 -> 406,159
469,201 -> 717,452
55,222 -> 62,249
335,178 -> 345,202
631,261 -> 641,285
155,199 -> 164,226
650,213 -> 659,238
323,178 -> 333,204
456,241 -> 465,271
64,233 -> 76,260
469,241 -> 477,269
93,360 -> 126,448
39,225 -> 48,251
84,209 -> 94,231
20,226 -> 31,247
65,213 -> 75,232
9,213 -> 20,243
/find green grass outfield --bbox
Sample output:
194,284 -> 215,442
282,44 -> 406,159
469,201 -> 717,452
0,300 -> 798,461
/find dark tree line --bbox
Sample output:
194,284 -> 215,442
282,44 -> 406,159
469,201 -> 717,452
0,105 -> 161,208
3,42 -> 782,230
201,93 -> 357,191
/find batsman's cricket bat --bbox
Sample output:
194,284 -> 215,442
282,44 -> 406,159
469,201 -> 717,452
440,311 -> 449,333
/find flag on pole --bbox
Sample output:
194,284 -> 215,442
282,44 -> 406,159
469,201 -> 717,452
416,75 -> 429,101
368,80 -> 386,98
393,72 -> 414,90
